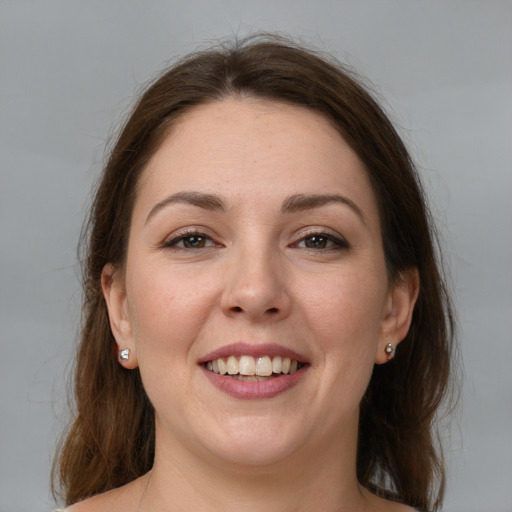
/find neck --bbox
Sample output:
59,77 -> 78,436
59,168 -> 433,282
141,420 -> 370,512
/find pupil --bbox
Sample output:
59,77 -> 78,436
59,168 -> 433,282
306,236 -> 326,249
184,236 -> 205,248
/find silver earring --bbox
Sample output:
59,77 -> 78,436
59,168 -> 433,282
385,343 -> 395,360
119,348 -> 130,361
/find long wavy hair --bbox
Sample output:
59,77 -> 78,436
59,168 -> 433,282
53,35 -> 456,512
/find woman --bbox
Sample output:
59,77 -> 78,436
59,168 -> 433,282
53,35 -> 455,512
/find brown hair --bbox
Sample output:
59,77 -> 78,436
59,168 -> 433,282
53,35 -> 456,511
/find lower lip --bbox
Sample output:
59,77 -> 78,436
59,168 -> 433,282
201,366 -> 308,399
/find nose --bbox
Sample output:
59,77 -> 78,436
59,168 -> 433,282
220,244 -> 292,323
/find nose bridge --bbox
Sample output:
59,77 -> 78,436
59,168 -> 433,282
221,230 -> 290,321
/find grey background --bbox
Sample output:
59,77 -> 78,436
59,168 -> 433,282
1,1 -> 511,511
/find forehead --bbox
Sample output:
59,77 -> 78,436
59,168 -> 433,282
136,98 -> 379,222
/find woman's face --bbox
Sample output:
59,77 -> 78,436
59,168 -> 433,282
104,98 -> 416,469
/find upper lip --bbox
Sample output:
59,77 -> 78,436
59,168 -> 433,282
198,342 -> 308,364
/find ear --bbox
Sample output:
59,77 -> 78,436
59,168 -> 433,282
101,263 -> 138,369
375,268 -> 420,365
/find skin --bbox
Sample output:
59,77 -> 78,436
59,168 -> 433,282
70,98 -> 418,512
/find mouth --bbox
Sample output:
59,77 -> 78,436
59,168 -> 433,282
199,343 -> 309,399
204,355 -> 305,381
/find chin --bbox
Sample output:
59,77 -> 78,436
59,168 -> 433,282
199,414 -> 307,468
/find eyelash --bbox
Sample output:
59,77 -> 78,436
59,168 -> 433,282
162,229 -> 218,250
162,229 -> 349,251
294,231 -> 349,251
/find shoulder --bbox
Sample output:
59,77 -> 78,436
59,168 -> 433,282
64,493 -> 126,512
63,478 -> 143,512
363,489 -> 417,512
64,492 -> 121,512
383,501 -> 416,512
383,500 -> 416,512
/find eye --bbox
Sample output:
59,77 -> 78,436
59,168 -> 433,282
163,231 -> 217,249
296,233 -> 348,250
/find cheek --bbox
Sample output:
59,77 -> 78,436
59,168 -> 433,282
288,269 -> 387,431
297,266 -> 387,362
125,263 -> 219,355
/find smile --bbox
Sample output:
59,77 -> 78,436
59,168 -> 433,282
200,343 -> 309,399
205,355 -> 303,380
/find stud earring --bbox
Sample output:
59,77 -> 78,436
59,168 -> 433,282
119,348 -> 130,361
385,343 -> 395,360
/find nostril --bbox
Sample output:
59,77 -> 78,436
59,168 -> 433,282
229,306 -> 279,314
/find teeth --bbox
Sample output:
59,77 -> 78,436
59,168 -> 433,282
256,356 -> 272,376
239,355 -> 256,375
272,356 -> 282,374
205,355 -> 302,377
218,358 -> 227,375
232,374 -> 276,382
227,356 -> 238,375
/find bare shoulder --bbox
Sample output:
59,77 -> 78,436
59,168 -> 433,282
363,489 -> 416,512
381,499 -> 416,512
66,477 -> 144,512
65,490 -> 123,512
390,504 -> 416,512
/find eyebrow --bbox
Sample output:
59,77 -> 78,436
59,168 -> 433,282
281,193 -> 366,223
145,191 -> 365,225
145,191 -> 226,224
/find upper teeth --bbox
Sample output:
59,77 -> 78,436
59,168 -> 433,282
206,355 -> 299,376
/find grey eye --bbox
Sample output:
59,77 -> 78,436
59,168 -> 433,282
164,232 -> 216,249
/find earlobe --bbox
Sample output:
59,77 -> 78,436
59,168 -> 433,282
101,263 -> 138,369
375,268 -> 420,365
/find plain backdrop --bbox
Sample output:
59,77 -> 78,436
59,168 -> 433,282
1,1 -> 511,511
